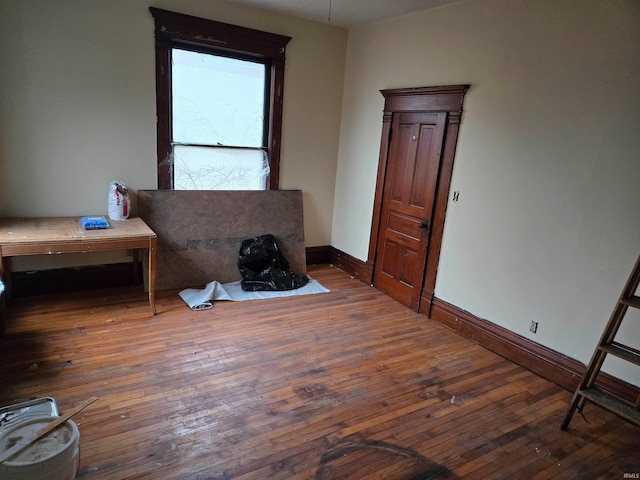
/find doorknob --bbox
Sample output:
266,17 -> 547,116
418,218 -> 429,238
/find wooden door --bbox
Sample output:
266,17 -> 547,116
373,112 -> 446,310
368,85 -> 468,314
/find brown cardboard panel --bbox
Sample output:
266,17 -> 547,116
139,190 -> 305,290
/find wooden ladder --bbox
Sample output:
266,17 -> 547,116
560,254 -> 640,430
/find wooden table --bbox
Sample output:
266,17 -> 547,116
0,217 -> 157,335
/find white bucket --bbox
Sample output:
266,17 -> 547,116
0,417 -> 79,480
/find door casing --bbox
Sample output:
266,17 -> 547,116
368,85 -> 469,315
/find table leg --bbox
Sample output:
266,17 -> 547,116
132,248 -> 140,285
0,250 -> 5,337
0,297 -> 5,337
148,237 -> 157,315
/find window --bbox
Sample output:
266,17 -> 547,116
149,8 -> 291,190
171,49 -> 268,189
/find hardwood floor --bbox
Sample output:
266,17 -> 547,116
1,265 -> 638,479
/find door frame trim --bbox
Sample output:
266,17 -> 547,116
368,85 -> 470,314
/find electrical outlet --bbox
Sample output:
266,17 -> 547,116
530,321 -> 538,334
452,191 -> 460,202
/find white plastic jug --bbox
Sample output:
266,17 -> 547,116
108,180 -> 130,220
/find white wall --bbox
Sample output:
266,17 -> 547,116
0,0 -> 346,269
332,0 -> 640,384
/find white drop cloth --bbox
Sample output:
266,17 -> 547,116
179,277 -> 329,310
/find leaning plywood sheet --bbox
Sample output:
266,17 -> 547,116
139,190 -> 306,291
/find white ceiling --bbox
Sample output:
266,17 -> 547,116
225,0 -> 465,28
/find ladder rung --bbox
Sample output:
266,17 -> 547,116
620,295 -> 640,309
599,342 -> 640,366
562,255 -> 640,430
579,387 -> 640,426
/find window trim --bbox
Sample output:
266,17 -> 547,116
149,7 -> 291,190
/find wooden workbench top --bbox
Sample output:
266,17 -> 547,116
0,217 -> 156,245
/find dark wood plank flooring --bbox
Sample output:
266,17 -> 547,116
0,265 -> 638,479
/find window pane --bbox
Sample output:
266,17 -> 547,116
172,48 -> 265,147
173,145 -> 269,190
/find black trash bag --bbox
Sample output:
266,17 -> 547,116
237,234 -> 309,291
